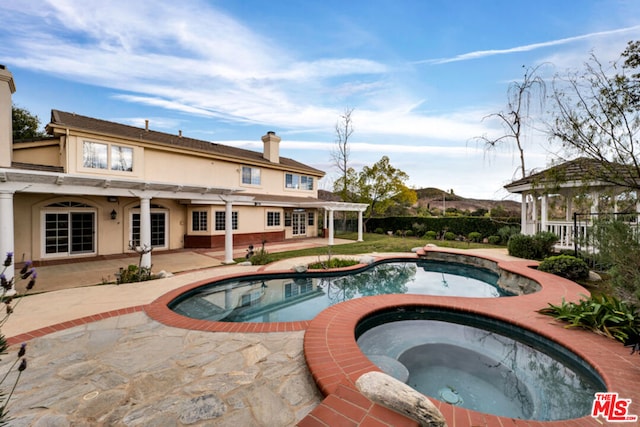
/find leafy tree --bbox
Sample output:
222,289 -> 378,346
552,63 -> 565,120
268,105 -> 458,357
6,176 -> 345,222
12,106 -> 46,140
476,65 -> 546,179
337,156 -> 417,226
549,41 -> 640,190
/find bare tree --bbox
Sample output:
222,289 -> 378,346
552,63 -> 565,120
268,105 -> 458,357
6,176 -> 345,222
331,108 -> 354,201
549,42 -> 640,190
476,65 -> 546,179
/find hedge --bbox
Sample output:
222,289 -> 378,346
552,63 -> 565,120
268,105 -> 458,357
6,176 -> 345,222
365,217 -> 520,238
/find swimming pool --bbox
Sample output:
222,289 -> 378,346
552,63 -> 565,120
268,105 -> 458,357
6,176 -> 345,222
169,258 -> 510,323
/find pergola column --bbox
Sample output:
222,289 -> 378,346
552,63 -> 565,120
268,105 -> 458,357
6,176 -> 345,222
357,210 -> 363,242
139,196 -> 152,269
224,199 -> 234,264
0,192 -> 15,283
324,209 -> 328,238
328,209 -> 334,245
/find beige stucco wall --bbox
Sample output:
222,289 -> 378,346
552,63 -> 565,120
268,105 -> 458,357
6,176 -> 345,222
13,143 -> 61,167
62,134 -> 320,196
14,194 -> 187,262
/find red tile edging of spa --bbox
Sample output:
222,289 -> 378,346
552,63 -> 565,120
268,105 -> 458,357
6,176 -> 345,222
301,247 -> 640,427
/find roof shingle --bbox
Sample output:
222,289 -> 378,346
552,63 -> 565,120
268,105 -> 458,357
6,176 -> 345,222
47,110 -> 324,176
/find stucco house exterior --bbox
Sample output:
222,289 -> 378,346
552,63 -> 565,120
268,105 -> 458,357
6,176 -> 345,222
505,157 -> 640,250
0,66 -> 367,279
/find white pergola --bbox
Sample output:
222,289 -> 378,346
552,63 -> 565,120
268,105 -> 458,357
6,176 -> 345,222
0,167 -> 245,277
0,168 -> 370,280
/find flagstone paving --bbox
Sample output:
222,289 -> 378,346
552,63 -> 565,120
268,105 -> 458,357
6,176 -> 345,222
2,311 -> 322,426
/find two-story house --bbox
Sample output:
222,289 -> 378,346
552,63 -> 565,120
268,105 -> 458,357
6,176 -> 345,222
0,66 -> 367,279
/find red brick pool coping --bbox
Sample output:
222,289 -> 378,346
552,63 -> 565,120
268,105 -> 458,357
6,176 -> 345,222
8,248 -> 640,426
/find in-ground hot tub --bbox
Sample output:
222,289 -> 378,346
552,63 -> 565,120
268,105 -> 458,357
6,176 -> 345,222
356,307 -> 606,421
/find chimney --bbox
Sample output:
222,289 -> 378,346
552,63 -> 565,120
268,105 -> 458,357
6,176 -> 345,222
0,65 -> 16,168
261,131 -> 281,163
144,119 -> 149,131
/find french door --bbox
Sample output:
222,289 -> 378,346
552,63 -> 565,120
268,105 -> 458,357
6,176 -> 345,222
292,212 -> 307,236
44,211 -> 95,256
131,211 -> 168,249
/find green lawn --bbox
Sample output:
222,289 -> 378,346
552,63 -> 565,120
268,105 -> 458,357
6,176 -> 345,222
239,232 -> 503,263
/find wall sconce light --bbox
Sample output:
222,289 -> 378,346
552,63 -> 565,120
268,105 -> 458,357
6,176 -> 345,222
110,209 -> 117,220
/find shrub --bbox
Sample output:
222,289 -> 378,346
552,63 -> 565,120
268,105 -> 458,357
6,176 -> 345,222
467,231 -> 482,243
497,225 -> 520,244
539,294 -> 639,345
249,248 -> 272,265
374,227 -> 384,234
487,235 -> 501,245
412,222 -> 426,236
508,234 -> 538,259
538,255 -> 590,281
534,231 -> 559,259
424,231 -> 437,240
405,230 -> 414,237
443,231 -> 456,241
116,264 -> 154,284
508,232 -> 559,260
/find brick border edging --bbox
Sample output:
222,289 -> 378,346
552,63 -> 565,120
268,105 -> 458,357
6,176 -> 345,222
301,249 -> 640,427
6,305 -> 146,346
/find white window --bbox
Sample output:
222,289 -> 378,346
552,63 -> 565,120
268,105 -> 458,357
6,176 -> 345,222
285,173 -> 313,190
267,211 -> 281,227
83,141 -> 133,172
111,145 -> 133,171
215,211 -> 238,231
131,210 -> 168,250
83,142 -> 108,169
242,166 -> 261,185
192,211 -> 208,231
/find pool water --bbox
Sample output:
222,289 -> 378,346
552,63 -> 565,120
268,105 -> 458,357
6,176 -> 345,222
170,259 -> 507,323
356,309 -> 606,421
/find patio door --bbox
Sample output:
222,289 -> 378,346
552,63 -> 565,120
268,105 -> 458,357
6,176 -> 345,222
43,211 -> 96,256
292,212 -> 307,236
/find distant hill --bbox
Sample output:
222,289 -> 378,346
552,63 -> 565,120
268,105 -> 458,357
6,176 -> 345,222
319,188 -> 520,216
416,187 -> 520,215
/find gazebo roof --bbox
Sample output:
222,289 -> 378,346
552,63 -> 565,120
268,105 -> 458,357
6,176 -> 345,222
504,157 -> 636,194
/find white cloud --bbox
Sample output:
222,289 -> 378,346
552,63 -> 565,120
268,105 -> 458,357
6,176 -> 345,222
417,24 -> 640,65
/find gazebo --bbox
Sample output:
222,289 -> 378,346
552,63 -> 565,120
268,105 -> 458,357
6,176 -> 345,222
504,158 -> 640,251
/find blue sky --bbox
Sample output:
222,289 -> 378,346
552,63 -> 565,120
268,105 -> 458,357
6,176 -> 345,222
2,1 -> 640,200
